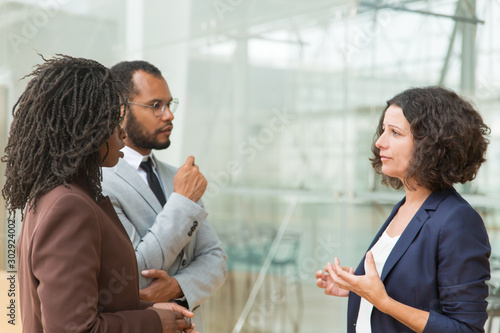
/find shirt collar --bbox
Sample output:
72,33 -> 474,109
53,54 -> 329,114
121,146 -> 157,171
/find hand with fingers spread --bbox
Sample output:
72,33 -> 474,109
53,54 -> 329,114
148,302 -> 198,333
173,156 -> 207,203
326,252 -> 391,312
315,262 -> 353,297
140,269 -> 183,302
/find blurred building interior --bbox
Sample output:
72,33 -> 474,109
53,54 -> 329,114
1,0 -> 500,332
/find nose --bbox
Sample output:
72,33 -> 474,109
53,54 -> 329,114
375,131 -> 387,150
160,107 -> 174,122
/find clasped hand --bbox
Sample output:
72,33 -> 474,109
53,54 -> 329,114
140,269 -> 183,302
149,302 -> 198,333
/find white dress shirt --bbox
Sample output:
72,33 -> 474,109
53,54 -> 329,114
121,146 -> 165,193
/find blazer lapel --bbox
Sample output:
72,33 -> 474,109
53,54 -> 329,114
380,189 -> 453,281
113,159 -> 163,214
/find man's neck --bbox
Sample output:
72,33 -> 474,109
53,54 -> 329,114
125,141 -> 151,156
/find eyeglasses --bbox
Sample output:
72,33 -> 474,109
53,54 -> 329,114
128,98 -> 179,117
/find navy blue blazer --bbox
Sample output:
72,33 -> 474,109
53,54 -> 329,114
347,188 -> 491,332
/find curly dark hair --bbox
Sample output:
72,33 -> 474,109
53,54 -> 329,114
2,55 -> 124,216
370,86 -> 490,191
109,60 -> 162,98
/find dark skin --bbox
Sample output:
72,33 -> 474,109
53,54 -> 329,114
149,303 -> 198,333
124,71 -> 207,303
100,125 -> 198,333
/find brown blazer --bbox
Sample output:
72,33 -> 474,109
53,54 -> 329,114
18,178 -> 162,332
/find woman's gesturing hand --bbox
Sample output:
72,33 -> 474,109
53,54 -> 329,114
315,261 -> 353,297
325,252 -> 391,312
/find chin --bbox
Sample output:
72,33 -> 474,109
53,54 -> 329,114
102,158 -> 120,168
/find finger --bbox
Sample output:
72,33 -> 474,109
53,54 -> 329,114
315,270 -> 324,279
327,263 -> 351,290
185,156 -> 195,166
327,261 -> 336,275
334,258 -> 347,276
324,263 -> 336,279
176,318 -> 193,329
168,304 -> 195,318
316,278 -> 327,288
141,269 -> 164,278
333,259 -> 351,282
325,284 -> 337,295
139,289 -> 153,301
365,251 -> 378,276
334,257 -> 341,269
174,311 -> 184,319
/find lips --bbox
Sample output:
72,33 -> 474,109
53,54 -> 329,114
158,124 -> 173,134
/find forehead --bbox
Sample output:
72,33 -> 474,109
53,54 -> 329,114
132,70 -> 171,100
383,105 -> 409,128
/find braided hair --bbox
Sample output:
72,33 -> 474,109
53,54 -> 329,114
2,55 -> 124,217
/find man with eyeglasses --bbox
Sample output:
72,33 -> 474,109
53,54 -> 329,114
102,61 -> 227,333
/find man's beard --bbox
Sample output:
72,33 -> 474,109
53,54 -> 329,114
125,111 -> 171,151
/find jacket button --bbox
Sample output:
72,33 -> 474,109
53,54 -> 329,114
191,226 -> 196,232
193,221 -> 198,226
188,231 -> 192,236
182,259 -> 187,266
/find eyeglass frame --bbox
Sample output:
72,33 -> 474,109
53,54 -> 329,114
127,98 -> 179,117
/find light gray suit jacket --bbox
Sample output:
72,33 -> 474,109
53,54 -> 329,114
102,157 -> 227,331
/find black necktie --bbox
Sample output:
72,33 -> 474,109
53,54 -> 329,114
140,158 -> 167,206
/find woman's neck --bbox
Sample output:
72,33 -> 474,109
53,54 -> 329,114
386,185 -> 433,237
403,185 -> 432,208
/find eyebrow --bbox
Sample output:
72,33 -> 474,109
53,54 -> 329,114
145,98 -> 173,104
384,123 -> 406,132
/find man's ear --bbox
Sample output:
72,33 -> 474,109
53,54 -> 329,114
120,103 -> 126,118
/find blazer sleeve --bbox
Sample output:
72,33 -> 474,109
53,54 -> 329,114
31,193 -> 162,333
107,191 -> 209,287
173,217 -> 227,308
423,205 -> 490,332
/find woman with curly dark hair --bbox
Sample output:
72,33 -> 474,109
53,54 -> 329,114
316,87 -> 491,332
2,55 -> 197,333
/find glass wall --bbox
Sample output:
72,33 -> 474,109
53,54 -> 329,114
1,0 -> 499,332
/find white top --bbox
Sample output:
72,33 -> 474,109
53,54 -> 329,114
356,229 -> 400,332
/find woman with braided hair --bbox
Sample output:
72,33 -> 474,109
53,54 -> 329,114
2,55 -> 197,333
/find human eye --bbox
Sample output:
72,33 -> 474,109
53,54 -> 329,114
392,129 -> 400,136
151,101 -> 161,109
